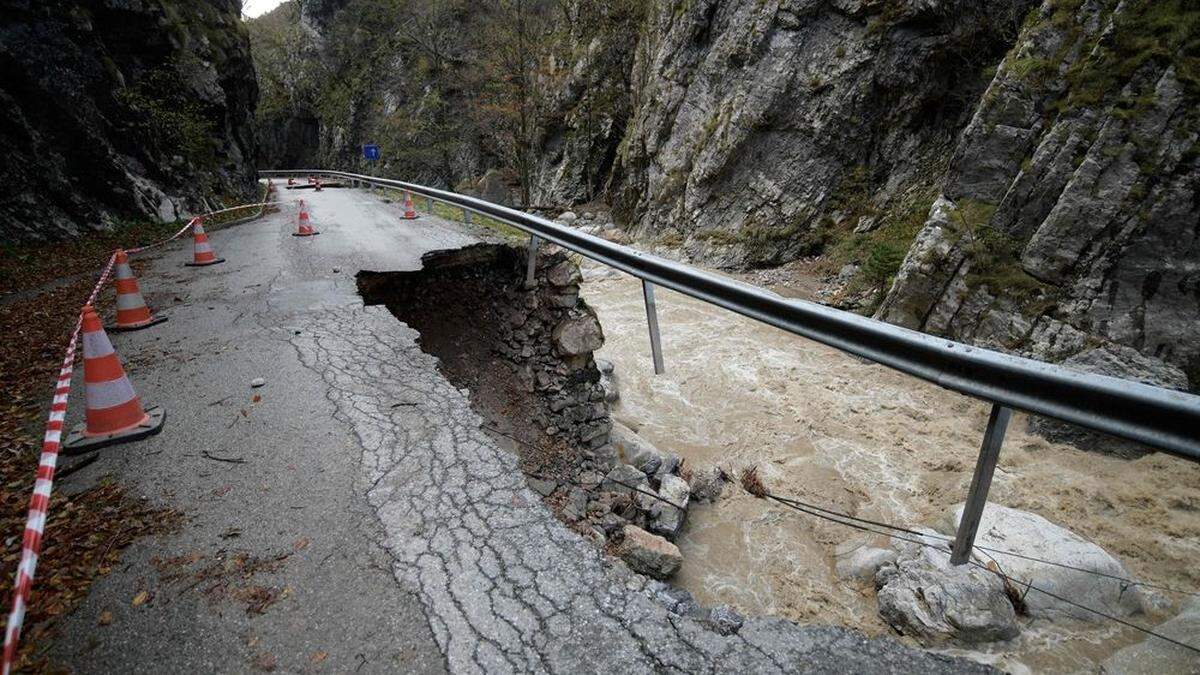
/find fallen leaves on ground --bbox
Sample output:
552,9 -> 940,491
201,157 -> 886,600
154,548 -> 293,616
0,233 -> 182,673
252,652 -> 278,671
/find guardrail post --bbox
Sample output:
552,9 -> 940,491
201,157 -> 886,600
525,235 -> 541,289
950,403 -> 1011,565
426,196 -> 434,213
464,208 -> 473,225
642,280 -> 665,375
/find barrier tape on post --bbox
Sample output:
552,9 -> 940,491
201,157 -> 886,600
1,186 -> 276,674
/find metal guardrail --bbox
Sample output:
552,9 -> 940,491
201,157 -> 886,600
262,169 -> 1200,563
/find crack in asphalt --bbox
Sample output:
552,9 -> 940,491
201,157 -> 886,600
278,303 -> 992,674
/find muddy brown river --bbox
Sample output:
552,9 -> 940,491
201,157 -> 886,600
580,261 -> 1200,673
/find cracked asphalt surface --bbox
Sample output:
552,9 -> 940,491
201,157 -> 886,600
45,184 -> 987,673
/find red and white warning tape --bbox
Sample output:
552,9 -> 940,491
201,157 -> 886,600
1,184 -> 277,674
2,252 -> 115,675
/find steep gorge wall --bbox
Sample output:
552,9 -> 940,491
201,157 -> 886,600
877,0 -> 1200,392
606,0 -> 1034,268
251,0 -> 1198,392
0,0 -> 259,241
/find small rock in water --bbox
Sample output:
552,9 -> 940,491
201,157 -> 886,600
250,377 -> 266,388
835,545 -> 897,584
610,422 -> 669,477
649,474 -> 690,539
1103,597 -> 1200,673
687,465 -> 728,503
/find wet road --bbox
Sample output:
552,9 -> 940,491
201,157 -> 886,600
47,184 -> 987,673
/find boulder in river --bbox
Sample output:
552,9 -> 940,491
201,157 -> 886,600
616,525 -> 682,579
610,421 -> 678,478
835,544 -> 898,584
687,465 -> 729,503
648,474 -> 690,539
875,533 -> 1020,645
1102,598 -> 1200,673
937,503 -> 1145,622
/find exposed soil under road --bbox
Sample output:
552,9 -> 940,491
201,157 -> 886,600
357,244 -> 586,484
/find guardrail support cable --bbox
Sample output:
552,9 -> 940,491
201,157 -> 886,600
642,280 -> 666,375
951,404 -> 1012,565
526,235 -> 541,289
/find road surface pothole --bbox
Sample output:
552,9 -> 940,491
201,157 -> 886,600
356,243 -> 611,483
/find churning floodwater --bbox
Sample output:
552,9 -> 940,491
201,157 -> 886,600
580,261 -> 1200,673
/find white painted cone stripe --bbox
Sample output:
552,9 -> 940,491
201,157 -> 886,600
85,377 -> 137,410
195,242 -> 213,254
115,262 -> 134,279
81,331 -> 115,359
116,293 -> 145,311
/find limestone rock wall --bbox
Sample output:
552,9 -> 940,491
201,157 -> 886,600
876,0 -> 1200,393
607,0 -> 1034,267
0,0 -> 259,241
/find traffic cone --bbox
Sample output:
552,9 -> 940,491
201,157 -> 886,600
63,305 -> 165,454
314,178 -> 323,192
401,191 -> 418,220
112,249 -> 167,331
185,218 -> 225,267
293,200 -> 319,237
287,177 -> 295,186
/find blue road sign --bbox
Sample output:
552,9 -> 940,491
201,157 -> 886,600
363,144 -> 380,161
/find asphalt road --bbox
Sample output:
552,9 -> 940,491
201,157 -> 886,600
45,185 -> 986,673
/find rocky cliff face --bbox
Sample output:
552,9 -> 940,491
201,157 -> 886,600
876,0 -> 1200,393
250,0 -> 1197,394
0,0 -> 259,241
605,0 -> 1034,267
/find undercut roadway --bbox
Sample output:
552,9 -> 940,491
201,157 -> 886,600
47,185 -> 986,673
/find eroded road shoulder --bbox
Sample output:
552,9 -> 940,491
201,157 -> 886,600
294,301 -> 986,674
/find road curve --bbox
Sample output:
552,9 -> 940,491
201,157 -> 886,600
47,185 -> 986,673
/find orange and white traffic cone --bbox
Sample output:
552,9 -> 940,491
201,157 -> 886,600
112,249 -> 167,331
314,178 -> 323,192
401,191 -> 418,220
287,177 -> 295,186
185,217 -> 225,267
63,305 -> 165,454
293,200 -> 319,237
